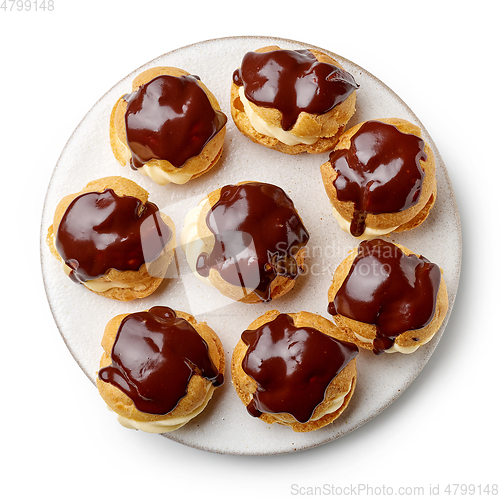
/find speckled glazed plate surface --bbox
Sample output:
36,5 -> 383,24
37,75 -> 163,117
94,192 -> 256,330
40,36 -> 461,455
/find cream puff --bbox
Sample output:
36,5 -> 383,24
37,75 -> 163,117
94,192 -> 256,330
46,176 -> 175,301
110,66 -> 227,185
180,181 -> 310,303
320,118 -> 436,239
97,306 -> 225,433
231,310 -> 358,432
327,239 -> 448,354
230,46 -> 358,154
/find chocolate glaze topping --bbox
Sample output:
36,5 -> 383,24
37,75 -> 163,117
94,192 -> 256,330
241,314 -> 358,423
329,120 -> 427,237
124,74 -> 226,169
98,306 -> 223,415
328,239 -> 441,354
55,189 -> 172,283
233,49 -> 358,131
195,182 -> 309,302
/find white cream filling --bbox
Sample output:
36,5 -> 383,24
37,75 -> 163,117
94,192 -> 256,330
83,279 -> 142,293
139,163 -> 194,186
180,198 -> 213,286
314,381 -> 352,419
112,386 -> 216,434
55,210 -> 171,293
61,257 -> 141,292
353,330 -> 435,354
353,331 -> 374,344
385,334 -> 435,354
239,87 -> 319,146
331,204 -> 399,240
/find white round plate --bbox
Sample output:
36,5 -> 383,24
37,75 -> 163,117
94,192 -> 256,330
40,36 -> 461,455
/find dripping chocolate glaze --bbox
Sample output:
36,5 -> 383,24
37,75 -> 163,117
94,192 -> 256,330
233,49 -> 358,131
195,182 -> 310,302
241,314 -> 358,423
55,189 -> 172,284
98,307 -> 223,415
124,74 -> 227,169
328,239 -> 441,354
329,120 -> 427,237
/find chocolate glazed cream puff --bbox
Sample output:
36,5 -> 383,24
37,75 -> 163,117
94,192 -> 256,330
97,306 -> 225,433
180,181 -> 310,303
320,118 -> 437,239
231,46 -> 358,154
231,310 -> 358,432
110,67 -> 227,185
327,239 -> 448,354
46,176 -> 175,301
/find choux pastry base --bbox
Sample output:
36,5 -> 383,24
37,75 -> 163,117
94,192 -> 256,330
232,310 -> 357,432
230,46 -> 356,155
320,118 -> 437,238
328,243 -> 449,353
110,67 -> 226,184
46,176 -> 176,301
97,308 -> 225,432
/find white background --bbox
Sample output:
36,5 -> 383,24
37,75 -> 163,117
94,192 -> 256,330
2,1 -> 498,497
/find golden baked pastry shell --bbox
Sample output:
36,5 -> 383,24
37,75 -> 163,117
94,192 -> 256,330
46,176 -> 176,301
230,46 -> 356,154
327,243 -> 449,352
231,310 -> 358,432
96,309 -> 225,423
109,66 -> 226,180
320,118 -> 437,234
196,182 -> 308,303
